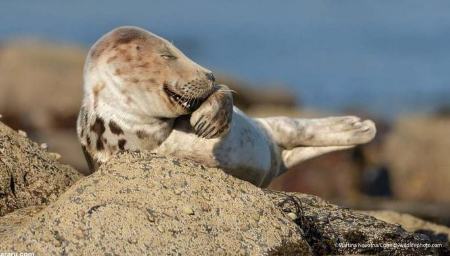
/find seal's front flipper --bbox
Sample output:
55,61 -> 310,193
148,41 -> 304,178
190,84 -> 233,139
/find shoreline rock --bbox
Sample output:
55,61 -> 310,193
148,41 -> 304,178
0,121 -> 448,255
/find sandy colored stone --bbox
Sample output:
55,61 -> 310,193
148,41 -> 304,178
0,121 -> 82,216
0,152 -> 311,255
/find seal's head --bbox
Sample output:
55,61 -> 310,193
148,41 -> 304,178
84,26 -> 215,118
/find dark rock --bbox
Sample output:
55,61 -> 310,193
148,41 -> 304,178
265,191 -> 449,255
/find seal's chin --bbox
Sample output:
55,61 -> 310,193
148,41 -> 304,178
163,84 -> 207,112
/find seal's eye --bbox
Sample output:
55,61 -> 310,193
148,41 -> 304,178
161,54 -> 177,60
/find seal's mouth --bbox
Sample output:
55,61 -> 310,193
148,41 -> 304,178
163,84 -> 208,112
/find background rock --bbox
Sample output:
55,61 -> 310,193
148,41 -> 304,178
0,152 -> 311,255
0,40 -> 88,172
0,40 -> 85,125
0,121 -> 82,217
383,116 -> 450,203
216,74 -> 298,110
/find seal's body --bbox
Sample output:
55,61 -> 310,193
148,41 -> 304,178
77,26 -> 376,187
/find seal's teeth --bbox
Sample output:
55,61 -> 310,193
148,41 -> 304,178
164,86 -> 202,110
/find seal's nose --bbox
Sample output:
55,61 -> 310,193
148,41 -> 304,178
205,72 -> 215,82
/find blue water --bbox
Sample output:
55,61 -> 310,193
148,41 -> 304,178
1,0 -> 450,117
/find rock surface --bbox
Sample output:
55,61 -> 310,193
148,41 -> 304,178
0,205 -> 46,235
0,119 -> 448,255
361,210 -> 450,242
0,121 -> 82,216
0,152 -> 311,255
1,149 -> 448,255
266,191 -> 449,255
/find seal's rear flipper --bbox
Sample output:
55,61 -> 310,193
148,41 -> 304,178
256,116 -> 376,149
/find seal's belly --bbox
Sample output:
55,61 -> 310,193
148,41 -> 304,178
154,108 -> 276,186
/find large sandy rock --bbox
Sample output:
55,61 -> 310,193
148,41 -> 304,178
1,150 -> 448,255
0,152 -> 311,255
0,121 -> 82,216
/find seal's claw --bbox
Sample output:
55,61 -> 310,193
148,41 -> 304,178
202,126 -> 216,138
199,124 -> 211,137
193,115 -> 205,131
190,84 -> 233,139
195,119 -> 206,135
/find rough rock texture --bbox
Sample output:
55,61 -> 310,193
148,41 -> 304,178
0,205 -> 45,235
0,121 -> 82,216
265,191 -> 449,255
0,152 -> 311,255
361,210 -> 450,242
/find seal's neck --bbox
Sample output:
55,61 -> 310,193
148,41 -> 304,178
81,67 -> 175,156
84,66 -> 158,127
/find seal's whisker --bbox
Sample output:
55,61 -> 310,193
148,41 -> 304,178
218,89 -> 237,94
